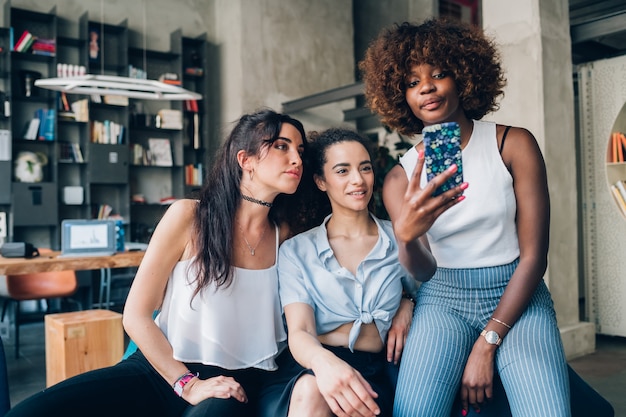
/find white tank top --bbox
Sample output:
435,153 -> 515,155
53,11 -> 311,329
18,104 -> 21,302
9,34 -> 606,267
399,120 -> 519,268
155,226 -> 286,370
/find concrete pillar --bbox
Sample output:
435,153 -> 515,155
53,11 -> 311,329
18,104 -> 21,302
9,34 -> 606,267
213,0 -> 355,129
482,0 -> 595,359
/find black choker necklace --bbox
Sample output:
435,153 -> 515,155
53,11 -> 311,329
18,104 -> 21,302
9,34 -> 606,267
241,194 -> 273,208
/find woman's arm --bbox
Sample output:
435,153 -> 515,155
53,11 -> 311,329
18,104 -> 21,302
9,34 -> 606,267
123,199 -> 246,404
382,150 -> 466,281
460,126 -> 550,412
123,199 -> 193,383
386,297 -> 414,364
284,303 -> 380,417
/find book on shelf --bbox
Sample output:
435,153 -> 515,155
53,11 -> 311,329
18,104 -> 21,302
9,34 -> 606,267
58,142 -> 83,163
103,95 -> 129,106
23,118 -> 40,140
0,129 -> 10,161
132,143 -> 146,165
184,99 -> 199,113
59,142 -> 73,162
158,73 -> 181,85
71,99 -> 89,122
90,120 -> 124,144
184,67 -> 204,77
192,113 -> 199,149
59,92 -> 71,112
13,30 -> 31,52
148,138 -> 173,166
183,111 -> 200,149
610,132 -> 626,163
42,109 -> 55,140
185,163 -> 203,186
18,33 -> 35,53
96,204 -> 113,219
31,38 -> 56,56
610,184 -> 626,217
616,180 -> 626,203
157,109 -> 183,130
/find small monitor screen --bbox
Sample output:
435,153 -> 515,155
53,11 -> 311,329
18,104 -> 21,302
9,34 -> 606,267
69,223 -> 110,250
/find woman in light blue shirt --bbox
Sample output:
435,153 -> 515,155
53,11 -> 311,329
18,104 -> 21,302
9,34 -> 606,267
271,128 -> 420,417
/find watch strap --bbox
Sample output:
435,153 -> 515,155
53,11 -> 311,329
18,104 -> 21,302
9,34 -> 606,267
173,371 -> 198,397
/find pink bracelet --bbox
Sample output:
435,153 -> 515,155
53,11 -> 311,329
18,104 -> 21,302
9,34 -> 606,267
173,371 -> 198,397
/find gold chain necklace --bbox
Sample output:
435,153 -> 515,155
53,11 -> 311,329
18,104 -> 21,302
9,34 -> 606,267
237,222 -> 268,256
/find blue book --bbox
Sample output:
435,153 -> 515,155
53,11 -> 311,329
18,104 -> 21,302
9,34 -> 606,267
43,109 -> 55,141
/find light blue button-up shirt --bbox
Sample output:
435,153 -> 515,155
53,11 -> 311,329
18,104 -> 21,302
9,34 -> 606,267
278,214 -> 418,352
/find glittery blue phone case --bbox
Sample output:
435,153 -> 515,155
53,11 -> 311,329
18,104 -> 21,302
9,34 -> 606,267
422,121 -> 463,196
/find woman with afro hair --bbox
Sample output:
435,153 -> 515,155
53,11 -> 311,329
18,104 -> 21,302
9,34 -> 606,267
360,18 -> 613,417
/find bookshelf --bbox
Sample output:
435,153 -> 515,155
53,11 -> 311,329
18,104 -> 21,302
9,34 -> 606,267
56,13 -> 89,223
127,31 -> 184,242
606,125 -> 626,219
7,6 -> 59,246
181,33 -> 210,198
577,55 -> 626,338
0,4 -> 210,249
0,26 -> 12,208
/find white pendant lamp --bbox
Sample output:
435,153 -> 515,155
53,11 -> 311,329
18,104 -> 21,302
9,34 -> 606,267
34,0 -> 201,101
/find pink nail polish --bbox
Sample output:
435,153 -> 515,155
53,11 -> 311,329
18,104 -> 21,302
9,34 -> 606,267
461,409 -> 468,416
460,182 -> 469,190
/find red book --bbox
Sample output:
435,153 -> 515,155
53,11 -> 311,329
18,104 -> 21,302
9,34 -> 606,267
14,30 -> 30,51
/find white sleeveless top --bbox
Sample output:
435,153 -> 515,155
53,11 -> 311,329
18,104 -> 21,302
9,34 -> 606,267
399,120 -> 519,268
155,226 -> 286,370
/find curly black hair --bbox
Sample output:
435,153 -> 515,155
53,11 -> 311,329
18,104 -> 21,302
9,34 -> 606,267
359,18 -> 506,135
290,128 -> 377,234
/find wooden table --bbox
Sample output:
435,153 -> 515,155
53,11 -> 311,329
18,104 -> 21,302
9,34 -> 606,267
0,250 -> 145,275
0,250 -> 145,309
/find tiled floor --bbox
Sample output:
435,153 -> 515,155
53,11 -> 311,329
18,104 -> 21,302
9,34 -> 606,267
2,320 -> 626,414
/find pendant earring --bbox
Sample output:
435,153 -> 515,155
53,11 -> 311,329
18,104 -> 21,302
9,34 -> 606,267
249,169 -> 254,181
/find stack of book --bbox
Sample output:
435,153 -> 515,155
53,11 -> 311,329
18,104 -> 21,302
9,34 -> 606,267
156,109 -> 182,130
159,73 -> 181,85
31,38 -> 56,56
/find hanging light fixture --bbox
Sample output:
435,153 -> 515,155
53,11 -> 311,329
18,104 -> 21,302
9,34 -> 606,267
35,0 -> 202,101
35,75 -> 202,100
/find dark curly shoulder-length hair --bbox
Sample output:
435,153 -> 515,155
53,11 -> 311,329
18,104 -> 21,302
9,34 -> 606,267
359,18 -> 506,135
191,109 -> 307,296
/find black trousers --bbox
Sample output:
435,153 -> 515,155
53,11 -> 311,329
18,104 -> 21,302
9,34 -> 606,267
6,350 -> 272,417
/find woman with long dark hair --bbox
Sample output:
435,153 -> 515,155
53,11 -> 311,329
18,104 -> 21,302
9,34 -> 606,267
7,108 -> 308,417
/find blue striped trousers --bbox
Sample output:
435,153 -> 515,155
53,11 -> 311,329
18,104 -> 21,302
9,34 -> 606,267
393,260 -> 571,417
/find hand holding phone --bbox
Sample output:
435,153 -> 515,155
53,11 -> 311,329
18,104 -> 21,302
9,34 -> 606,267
422,122 -> 463,196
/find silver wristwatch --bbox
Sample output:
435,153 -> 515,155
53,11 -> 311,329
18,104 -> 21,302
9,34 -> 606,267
480,329 -> 502,346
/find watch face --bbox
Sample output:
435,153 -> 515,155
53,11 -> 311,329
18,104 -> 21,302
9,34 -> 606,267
485,330 -> 500,344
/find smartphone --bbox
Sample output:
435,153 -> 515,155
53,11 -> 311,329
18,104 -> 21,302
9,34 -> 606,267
422,121 -> 463,196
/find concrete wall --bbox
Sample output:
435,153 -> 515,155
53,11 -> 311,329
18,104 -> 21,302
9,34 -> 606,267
213,0 -> 354,130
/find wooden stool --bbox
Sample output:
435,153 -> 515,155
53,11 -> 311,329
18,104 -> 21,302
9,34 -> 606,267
45,309 -> 123,387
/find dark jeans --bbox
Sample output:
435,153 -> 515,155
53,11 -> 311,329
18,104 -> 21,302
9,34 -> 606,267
6,351 -> 270,417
